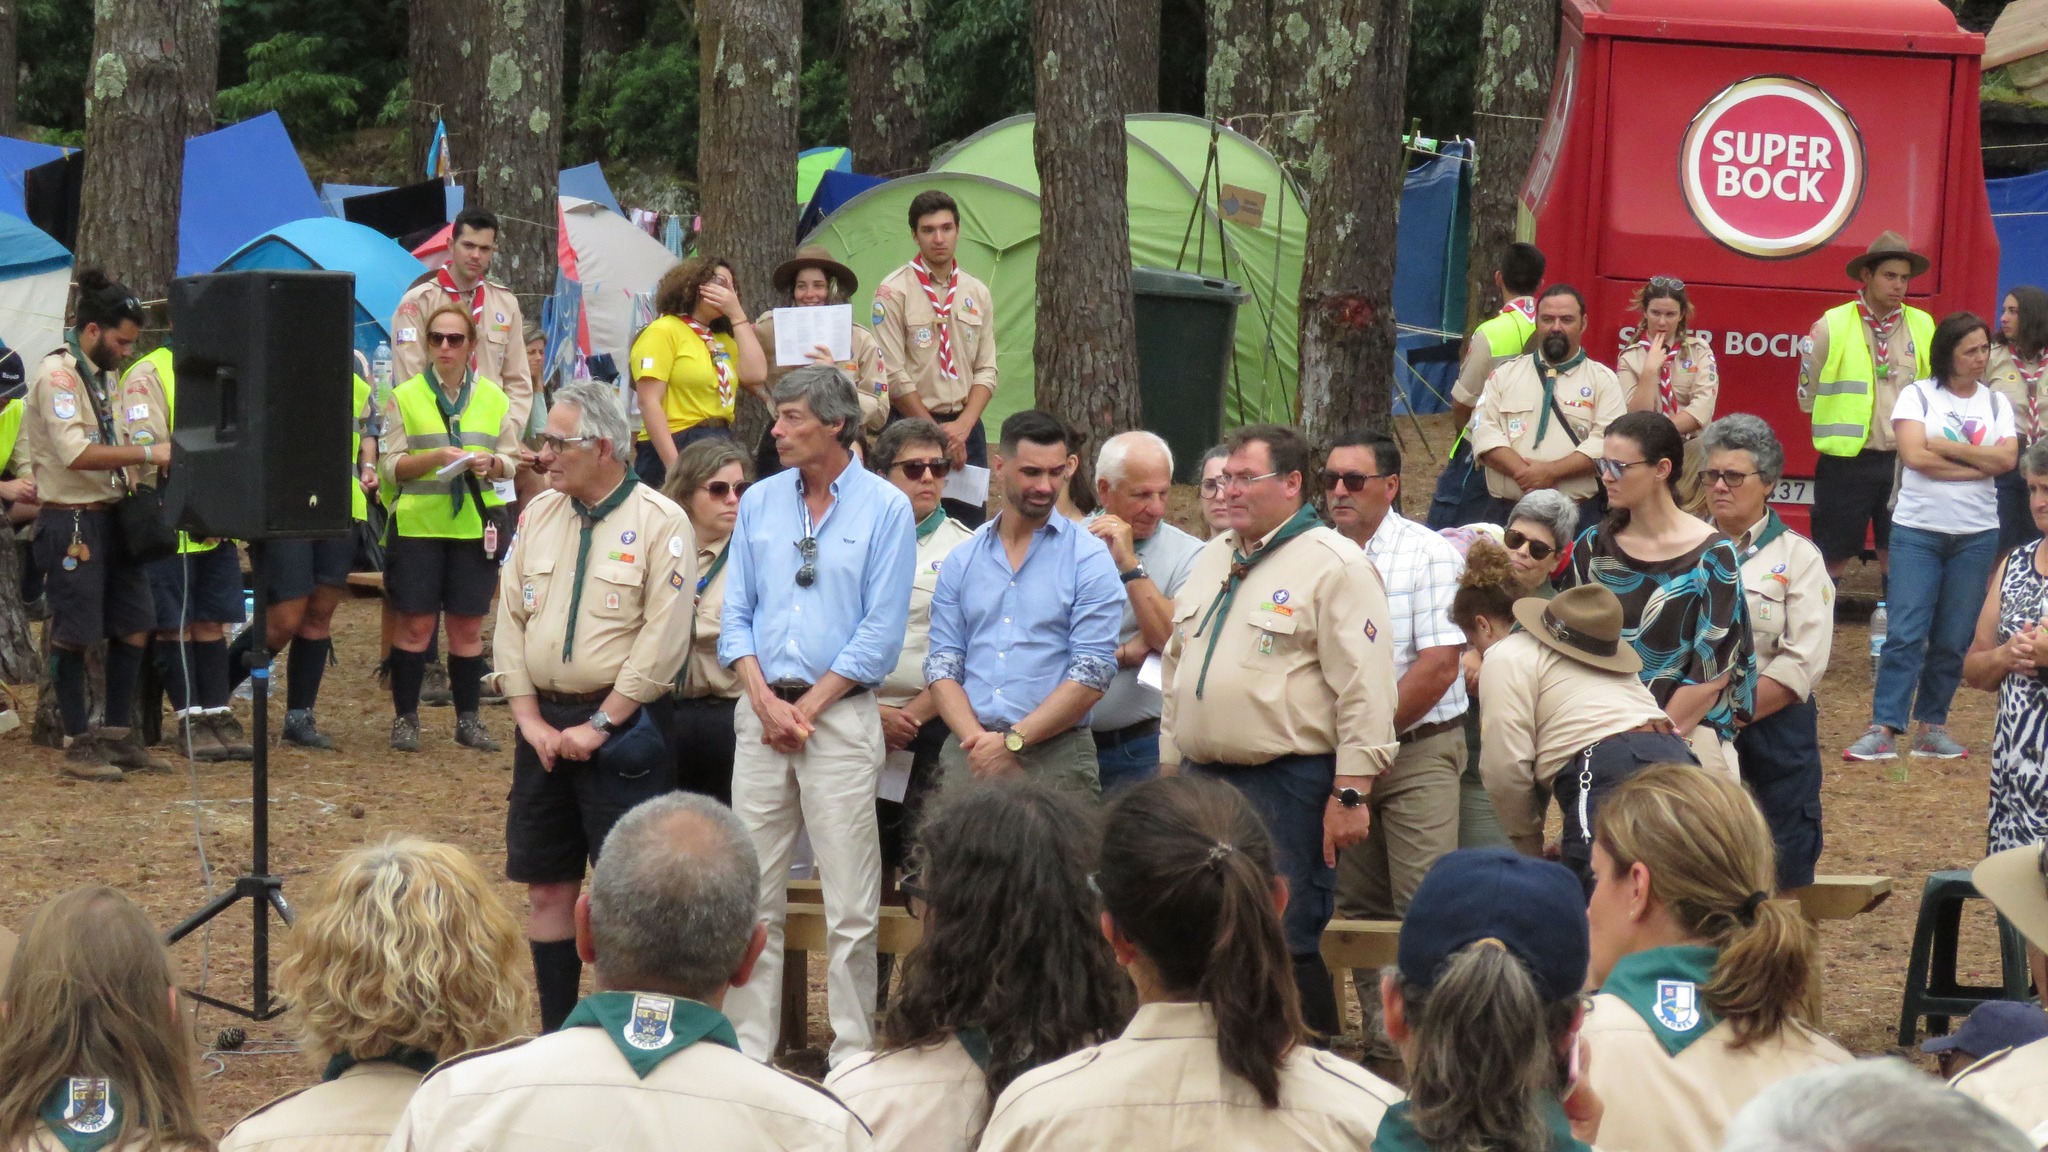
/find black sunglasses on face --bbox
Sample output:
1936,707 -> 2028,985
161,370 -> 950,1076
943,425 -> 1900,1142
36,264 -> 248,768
894,459 -> 952,481
1502,528 -> 1555,562
426,332 -> 469,347
1324,471 -> 1387,494
702,480 -> 750,499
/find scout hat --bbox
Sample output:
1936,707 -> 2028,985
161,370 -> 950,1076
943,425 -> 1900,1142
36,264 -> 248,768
1975,843 -> 2048,953
1511,584 -> 1643,675
772,245 -> 859,297
1845,230 -> 1930,281
1399,848 -> 1589,1002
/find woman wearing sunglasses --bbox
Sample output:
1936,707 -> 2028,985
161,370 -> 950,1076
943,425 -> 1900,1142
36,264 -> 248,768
660,437 -> 754,805
1502,488 -> 1580,597
827,780 -> 1127,1151
1563,410 -> 1754,781
752,246 -> 891,480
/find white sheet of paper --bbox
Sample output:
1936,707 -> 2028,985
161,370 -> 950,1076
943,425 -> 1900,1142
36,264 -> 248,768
773,305 -> 853,366
434,456 -> 471,480
1137,653 -> 1163,690
942,463 -> 990,507
879,751 -> 914,803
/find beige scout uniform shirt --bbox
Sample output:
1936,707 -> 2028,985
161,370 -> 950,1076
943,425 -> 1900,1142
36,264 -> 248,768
1160,523 -> 1399,779
490,484 -> 694,703
113,355 -> 174,492
384,1028 -> 872,1152
979,1002 -> 1400,1152
1733,515 -> 1832,702
1579,994 -> 1851,1152
872,264 -> 998,415
1953,1036 -> 2048,1141
681,539 -> 738,698
1618,334 -> 1719,432
1796,303 -> 1921,453
879,516 -> 974,708
1476,630 -> 1670,855
825,1035 -> 986,1152
221,1061 -> 424,1152
1988,344 -> 2046,441
756,313 -> 890,433
375,382 -> 524,498
1450,298 -> 1536,408
22,347 -> 130,506
390,279 -> 536,433
1470,354 -> 1626,501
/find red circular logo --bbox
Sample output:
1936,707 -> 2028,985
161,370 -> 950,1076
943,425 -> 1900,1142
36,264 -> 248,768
1680,76 -> 1864,259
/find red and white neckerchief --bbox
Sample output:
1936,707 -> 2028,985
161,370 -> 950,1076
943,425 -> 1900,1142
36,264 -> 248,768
911,258 -> 959,380
1629,336 -> 1684,416
1857,298 -> 1901,376
1504,296 -> 1536,323
2019,353 -> 2046,437
681,316 -> 734,407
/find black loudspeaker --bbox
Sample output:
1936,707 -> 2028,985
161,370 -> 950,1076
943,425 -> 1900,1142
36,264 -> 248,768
164,270 -> 355,541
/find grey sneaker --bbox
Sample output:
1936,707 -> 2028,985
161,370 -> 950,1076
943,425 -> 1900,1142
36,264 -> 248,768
454,712 -> 501,753
282,708 -> 335,750
61,733 -> 123,782
1844,725 -> 1898,762
421,661 -> 454,707
207,710 -> 254,761
1912,724 -> 1970,760
98,726 -> 171,774
391,712 -> 421,753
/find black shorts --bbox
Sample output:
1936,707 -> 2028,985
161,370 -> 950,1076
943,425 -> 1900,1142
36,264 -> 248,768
146,545 -> 246,630
385,532 -> 498,617
33,507 -> 154,647
250,535 -> 356,603
506,698 -> 676,884
1811,449 -> 1896,563
1735,696 -> 1825,890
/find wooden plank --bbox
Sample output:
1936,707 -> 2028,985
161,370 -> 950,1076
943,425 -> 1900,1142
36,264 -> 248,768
777,950 -> 807,1055
786,906 -> 924,954
1988,0 -> 2048,68
788,879 -> 823,905
1793,875 -> 1891,922
1320,918 -> 1402,972
345,571 -> 384,593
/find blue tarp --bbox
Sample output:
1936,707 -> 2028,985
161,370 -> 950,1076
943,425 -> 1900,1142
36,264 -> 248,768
1392,141 -> 1471,416
322,181 -> 465,221
0,137 -> 68,222
0,211 -> 70,277
218,217 -> 428,359
1989,168 -> 2048,315
180,113 -> 325,278
798,168 -> 888,241
559,163 -> 621,215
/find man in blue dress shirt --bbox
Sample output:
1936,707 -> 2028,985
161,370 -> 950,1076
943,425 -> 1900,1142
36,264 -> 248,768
924,410 -> 1124,795
718,364 -> 917,1067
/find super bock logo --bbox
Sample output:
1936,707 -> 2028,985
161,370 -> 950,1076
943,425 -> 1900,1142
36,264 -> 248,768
1680,75 -> 1865,259
625,993 -> 677,1050
1654,979 -> 1703,1033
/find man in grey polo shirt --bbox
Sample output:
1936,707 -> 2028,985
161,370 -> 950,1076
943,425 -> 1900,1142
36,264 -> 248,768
1086,431 -> 1205,793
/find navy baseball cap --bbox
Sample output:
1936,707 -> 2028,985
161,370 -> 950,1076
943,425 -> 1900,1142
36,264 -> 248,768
1399,847 -> 1589,1002
1921,1001 -> 2048,1059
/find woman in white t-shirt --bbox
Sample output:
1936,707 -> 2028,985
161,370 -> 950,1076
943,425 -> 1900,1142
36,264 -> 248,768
1855,312 -> 2017,761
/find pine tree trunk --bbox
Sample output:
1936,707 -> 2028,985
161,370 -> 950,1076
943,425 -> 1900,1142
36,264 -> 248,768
32,632 -> 103,748
0,0 -> 18,134
1203,0 -> 1272,126
576,0 -> 650,158
1465,0 -> 1552,328
75,0 -> 216,303
1265,0 -> 1319,171
1033,0 -> 1142,447
695,0 -> 799,449
0,536 -> 34,685
1115,0 -> 1160,115
847,0 -> 927,177
410,0 -> 483,195
475,0 -> 564,314
1296,0 -> 1410,444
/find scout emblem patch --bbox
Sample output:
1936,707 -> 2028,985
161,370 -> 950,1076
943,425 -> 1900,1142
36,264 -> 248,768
1654,979 -> 1702,1033
620,530 -> 637,545
668,571 -> 685,590
59,1079 -> 113,1135
669,535 -> 686,557
605,591 -> 620,611
1256,632 -> 1274,656
915,326 -> 934,348
523,583 -> 537,610
1365,620 -> 1378,642
52,390 -> 76,420
1272,590 -> 1289,604
627,993 -> 677,1050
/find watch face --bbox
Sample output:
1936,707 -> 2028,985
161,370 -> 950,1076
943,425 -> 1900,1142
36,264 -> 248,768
1004,730 -> 1025,752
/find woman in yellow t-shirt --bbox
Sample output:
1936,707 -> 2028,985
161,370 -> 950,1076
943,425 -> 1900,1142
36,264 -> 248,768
629,256 -> 767,486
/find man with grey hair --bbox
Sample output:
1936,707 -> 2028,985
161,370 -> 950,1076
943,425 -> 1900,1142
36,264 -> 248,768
720,363 -> 916,1066
1085,430 -> 1203,791
486,380 -> 696,1033
1721,1059 -> 2033,1152
388,793 -> 874,1151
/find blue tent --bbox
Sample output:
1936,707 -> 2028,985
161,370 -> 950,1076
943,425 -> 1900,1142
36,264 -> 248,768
218,217 -> 428,359
0,211 -> 73,360
0,136 -> 69,221
1392,141 -> 1471,416
180,113 -> 326,277
797,168 -> 887,240
1989,168 -> 2048,316
559,163 -> 622,215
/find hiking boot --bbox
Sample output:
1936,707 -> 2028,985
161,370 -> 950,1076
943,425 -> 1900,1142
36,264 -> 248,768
455,712 -> 501,753
1912,724 -> 1970,760
282,708 -> 335,750
98,726 -> 171,775
1843,725 -> 1898,762
208,710 -> 254,761
61,733 -> 123,783
391,713 -> 421,753
421,661 -> 453,707
172,710 -> 231,762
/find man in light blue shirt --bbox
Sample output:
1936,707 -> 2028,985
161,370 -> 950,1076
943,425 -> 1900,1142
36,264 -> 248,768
925,410 -> 1123,795
717,364 -> 915,1068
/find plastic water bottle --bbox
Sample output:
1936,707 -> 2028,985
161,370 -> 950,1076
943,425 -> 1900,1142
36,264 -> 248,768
371,340 -> 394,434
1869,601 -> 1888,686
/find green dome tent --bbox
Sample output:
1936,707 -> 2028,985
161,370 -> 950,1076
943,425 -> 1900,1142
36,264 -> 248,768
801,114 -> 1305,433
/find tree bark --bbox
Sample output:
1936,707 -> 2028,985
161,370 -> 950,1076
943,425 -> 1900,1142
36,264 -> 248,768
1296,0 -> 1410,445
1465,0 -> 1552,328
696,0 -> 798,448
409,0 -> 483,197
474,0 -> 564,315
75,0 -> 216,304
576,0 -> 651,158
847,0 -> 927,176
1203,0 -> 1271,126
0,0 -> 18,134
1033,0 -> 1142,448
1115,0 -> 1160,115
0,536 -> 35,686
1265,0 -> 1319,171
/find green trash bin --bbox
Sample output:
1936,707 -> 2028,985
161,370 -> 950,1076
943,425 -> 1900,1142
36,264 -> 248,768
1131,267 -> 1245,483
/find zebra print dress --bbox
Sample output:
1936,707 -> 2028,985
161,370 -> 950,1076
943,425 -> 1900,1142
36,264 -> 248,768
1993,539 -> 2048,851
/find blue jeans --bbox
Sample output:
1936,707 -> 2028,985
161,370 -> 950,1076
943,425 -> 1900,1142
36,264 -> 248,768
1096,732 -> 1159,794
1874,524 -> 2000,731
1185,754 -> 1335,956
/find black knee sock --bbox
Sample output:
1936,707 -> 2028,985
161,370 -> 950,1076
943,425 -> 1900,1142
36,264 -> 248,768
192,639 -> 230,709
155,641 -> 193,713
449,653 -> 486,713
1292,952 -> 1340,1044
287,637 -> 330,711
389,648 -> 426,716
55,647 -> 88,737
226,625 -> 257,692
103,641 -> 145,729
530,938 -> 582,1032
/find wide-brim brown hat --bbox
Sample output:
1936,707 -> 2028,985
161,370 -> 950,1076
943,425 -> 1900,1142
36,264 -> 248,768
772,245 -> 859,297
1976,844 -> 2048,952
1845,230 -> 1930,281
1510,585 -> 1642,675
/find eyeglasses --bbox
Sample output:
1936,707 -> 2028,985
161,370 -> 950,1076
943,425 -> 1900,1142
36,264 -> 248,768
426,332 -> 470,348
1502,528 -> 1556,562
893,459 -> 952,481
1324,471 -> 1388,494
702,480 -> 750,500
795,536 -> 817,587
1199,478 -> 1227,498
898,870 -> 929,919
1222,470 -> 1280,490
538,434 -> 595,453
1595,458 -> 1653,482
1699,468 -> 1758,489
1648,275 -> 1686,292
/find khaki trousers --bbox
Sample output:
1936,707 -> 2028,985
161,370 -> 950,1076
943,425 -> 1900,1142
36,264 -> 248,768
1336,725 -> 1466,919
938,727 -> 1101,797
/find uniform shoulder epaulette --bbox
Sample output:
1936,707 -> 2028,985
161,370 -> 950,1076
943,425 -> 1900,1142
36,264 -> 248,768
404,271 -> 439,292
227,1082 -> 316,1128
943,515 -> 971,534
420,1035 -> 534,1080
1306,1048 -> 1404,1105
1949,1045 -> 2015,1087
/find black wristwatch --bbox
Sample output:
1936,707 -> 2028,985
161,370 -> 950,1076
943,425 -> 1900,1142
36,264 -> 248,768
1331,787 -> 1365,809
588,709 -> 617,735
1120,564 -> 1148,584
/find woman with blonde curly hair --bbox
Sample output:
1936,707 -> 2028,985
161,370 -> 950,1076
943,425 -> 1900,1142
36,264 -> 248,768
0,886 -> 209,1152
220,839 -> 526,1151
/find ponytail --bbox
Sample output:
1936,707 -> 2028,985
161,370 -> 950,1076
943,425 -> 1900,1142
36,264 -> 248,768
1705,896 -> 1817,1046
1195,846 -> 1298,1108
1402,944 -> 1578,1152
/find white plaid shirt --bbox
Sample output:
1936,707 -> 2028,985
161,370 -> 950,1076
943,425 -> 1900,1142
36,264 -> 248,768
1362,510 -> 1469,729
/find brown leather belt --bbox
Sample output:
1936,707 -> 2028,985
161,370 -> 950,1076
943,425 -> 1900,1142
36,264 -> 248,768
1093,718 -> 1160,749
927,405 -> 964,419
768,680 -> 868,704
42,501 -> 110,511
536,688 -> 610,706
1397,716 -> 1464,745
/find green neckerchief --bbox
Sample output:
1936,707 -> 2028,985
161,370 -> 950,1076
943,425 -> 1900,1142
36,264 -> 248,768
1532,348 -> 1589,447
561,990 -> 739,1079
563,474 -> 641,661
430,366 -> 475,421
1599,944 -> 1722,1057
696,539 -> 730,597
1372,1095 -> 1589,1152
1192,502 -> 1322,699
915,506 -> 950,543
1739,510 -> 1790,564
956,1025 -> 992,1071
322,1045 -> 440,1082
63,333 -> 120,477
38,1077 -> 122,1152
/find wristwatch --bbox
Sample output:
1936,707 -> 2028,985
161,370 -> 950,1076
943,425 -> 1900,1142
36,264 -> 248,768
1331,787 -> 1366,809
1003,727 -> 1027,753
1119,564 -> 1149,584
588,709 -> 617,735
